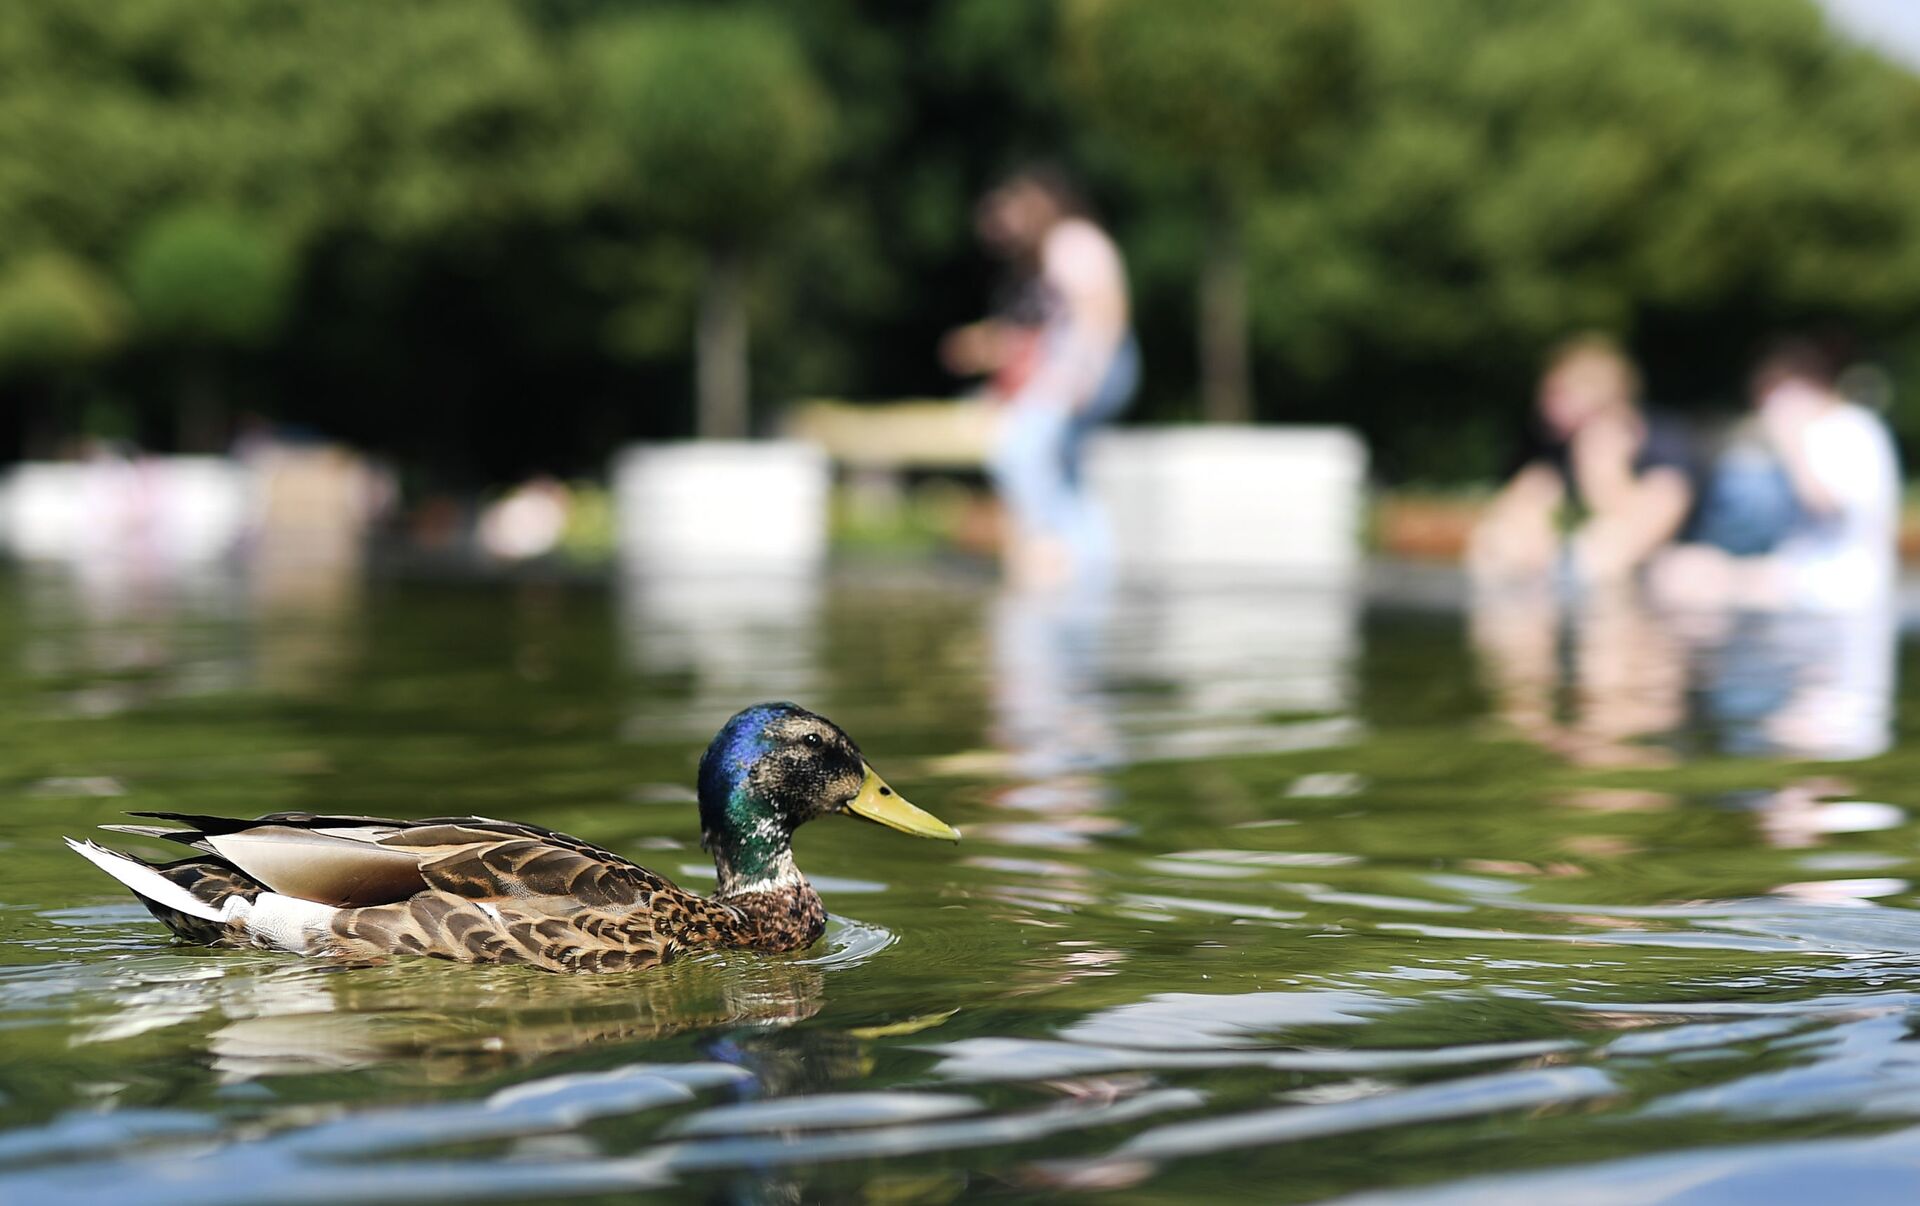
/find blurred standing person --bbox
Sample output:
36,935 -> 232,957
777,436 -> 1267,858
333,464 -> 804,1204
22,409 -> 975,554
1468,334 -> 1695,588
1654,339 -> 1900,611
944,165 -> 1137,586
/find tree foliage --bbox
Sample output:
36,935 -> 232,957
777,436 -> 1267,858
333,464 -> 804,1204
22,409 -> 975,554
1061,0 -> 1354,194
585,8 -> 830,239
125,207 -> 292,347
1,0 -> 1918,481
0,254 -> 126,378
0,0 -> 589,257
1061,0 -> 1358,422
582,7 -> 832,438
1247,0 -> 1920,474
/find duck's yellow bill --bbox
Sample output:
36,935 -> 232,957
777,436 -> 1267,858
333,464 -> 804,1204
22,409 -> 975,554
845,765 -> 959,841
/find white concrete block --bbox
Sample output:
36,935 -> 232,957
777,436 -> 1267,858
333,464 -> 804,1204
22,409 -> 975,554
0,457 -> 247,562
613,440 -> 829,572
1086,426 -> 1367,576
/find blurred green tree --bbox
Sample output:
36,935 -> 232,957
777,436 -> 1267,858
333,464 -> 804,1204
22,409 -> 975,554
583,7 -> 831,440
0,255 -> 126,377
0,0 -> 601,464
0,0 -> 586,256
1249,0 -> 1920,475
1061,0 -> 1356,423
126,208 -> 292,347
124,207 -> 294,450
0,254 -> 127,454
2,0 -> 1920,483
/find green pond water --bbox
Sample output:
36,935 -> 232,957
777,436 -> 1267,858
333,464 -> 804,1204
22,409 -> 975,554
4,562 -> 1920,1204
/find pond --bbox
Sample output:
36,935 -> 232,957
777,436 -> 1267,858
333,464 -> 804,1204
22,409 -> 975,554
4,561 -> 1920,1204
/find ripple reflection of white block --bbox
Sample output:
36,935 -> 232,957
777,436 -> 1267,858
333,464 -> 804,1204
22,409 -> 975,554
614,568 -> 823,695
1086,427 -> 1367,577
612,441 -> 829,737
1113,583 -> 1358,720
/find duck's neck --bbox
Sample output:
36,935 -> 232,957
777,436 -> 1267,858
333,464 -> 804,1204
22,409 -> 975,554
699,780 -> 825,949
708,839 -> 826,952
711,838 -> 807,898
701,774 -> 801,897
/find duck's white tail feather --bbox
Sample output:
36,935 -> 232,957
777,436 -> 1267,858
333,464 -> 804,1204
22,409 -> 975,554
63,837 -> 225,922
230,893 -> 339,953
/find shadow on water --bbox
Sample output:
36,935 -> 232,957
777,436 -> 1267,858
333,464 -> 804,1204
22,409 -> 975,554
8,560 -> 1920,1201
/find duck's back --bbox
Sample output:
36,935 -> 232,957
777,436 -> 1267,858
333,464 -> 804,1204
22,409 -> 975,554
72,811 -> 751,973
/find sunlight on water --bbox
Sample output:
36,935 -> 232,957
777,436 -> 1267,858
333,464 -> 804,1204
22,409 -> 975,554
4,562 -> 1920,1202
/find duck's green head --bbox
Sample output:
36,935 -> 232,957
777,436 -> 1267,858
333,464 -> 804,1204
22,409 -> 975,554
697,703 -> 957,877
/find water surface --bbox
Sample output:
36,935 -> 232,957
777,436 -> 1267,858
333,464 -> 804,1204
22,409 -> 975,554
4,562 -> 1920,1203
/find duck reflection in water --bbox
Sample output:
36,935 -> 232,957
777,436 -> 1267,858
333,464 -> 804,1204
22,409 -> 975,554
234,957 -> 829,1083
70,947 -> 839,1085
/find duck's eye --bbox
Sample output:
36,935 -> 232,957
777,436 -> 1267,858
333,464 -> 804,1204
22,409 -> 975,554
802,732 -> 822,748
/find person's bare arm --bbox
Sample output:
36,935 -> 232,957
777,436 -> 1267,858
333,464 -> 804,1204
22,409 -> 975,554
1567,416 -> 1641,515
1761,389 -> 1842,516
1574,465 -> 1691,583
1467,463 -> 1565,581
942,320 -> 1025,378
1482,463 -> 1564,525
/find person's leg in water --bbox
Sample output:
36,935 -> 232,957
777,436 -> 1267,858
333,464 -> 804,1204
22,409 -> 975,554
991,399 -> 1079,587
1062,334 -> 1139,489
1055,334 -> 1140,578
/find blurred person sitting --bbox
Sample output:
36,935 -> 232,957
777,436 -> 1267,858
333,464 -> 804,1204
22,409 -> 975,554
1468,334 -> 1695,588
944,164 -> 1137,586
1653,339 -> 1900,612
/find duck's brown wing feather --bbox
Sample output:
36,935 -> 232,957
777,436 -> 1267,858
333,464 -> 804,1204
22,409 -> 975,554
120,812 -> 684,911
417,838 -> 677,908
332,838 -> 725,972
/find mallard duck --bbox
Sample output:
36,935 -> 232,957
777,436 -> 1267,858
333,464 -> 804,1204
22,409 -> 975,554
65,702 -> 957,973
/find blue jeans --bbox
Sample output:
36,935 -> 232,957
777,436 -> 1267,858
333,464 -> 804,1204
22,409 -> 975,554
1066,334 -> 1140,488
990,334 -> 1139,571
1690,447 -> 1802,556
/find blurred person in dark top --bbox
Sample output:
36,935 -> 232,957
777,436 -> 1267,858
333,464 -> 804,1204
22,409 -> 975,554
1653,338 -> 1900,612
943,165 -> 1137,587
1468,334 -> 1696,589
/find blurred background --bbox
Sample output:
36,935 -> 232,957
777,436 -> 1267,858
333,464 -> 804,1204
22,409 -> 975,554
4,0 -> 1920,510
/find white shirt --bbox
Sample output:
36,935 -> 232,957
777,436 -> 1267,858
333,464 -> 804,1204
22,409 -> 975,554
1776,401 -> 1901,610
1011,219 -> 1129,412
